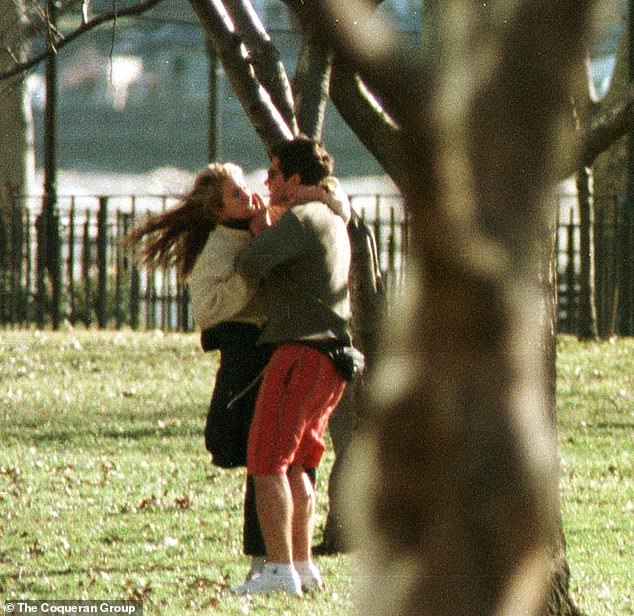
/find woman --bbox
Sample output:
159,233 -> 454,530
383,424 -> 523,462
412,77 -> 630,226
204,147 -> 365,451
126,162 -> 271,580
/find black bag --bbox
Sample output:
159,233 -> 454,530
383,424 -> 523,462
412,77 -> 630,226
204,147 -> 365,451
328,345 -> 366,382
303,338 -> 365,382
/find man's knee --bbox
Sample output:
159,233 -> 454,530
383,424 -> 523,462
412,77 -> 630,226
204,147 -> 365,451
288,467 -> 314,510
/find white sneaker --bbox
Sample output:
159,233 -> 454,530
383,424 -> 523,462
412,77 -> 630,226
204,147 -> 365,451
295,560 -> 323,591
245,556 -> 266,581
230,563 -> 302,596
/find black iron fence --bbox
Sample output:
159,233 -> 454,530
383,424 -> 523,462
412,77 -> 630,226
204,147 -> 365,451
555,198 -> 634,337
1,192 -> 633,335
0,192 -> 407,331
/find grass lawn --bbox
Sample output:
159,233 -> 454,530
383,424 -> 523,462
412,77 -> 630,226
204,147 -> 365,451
1,330 -> 632,615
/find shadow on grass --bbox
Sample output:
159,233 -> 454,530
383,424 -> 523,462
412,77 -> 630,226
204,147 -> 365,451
4,426 -> 201,443
593,421 -> 634,430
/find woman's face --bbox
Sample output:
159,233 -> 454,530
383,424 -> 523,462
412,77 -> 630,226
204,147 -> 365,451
218,174 -> 253,221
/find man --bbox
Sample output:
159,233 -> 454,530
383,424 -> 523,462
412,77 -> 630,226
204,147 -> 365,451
233,137 -> 352,595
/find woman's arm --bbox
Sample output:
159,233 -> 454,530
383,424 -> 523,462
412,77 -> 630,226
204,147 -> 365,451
191,270 -> 256,331
190,232 -> 258,330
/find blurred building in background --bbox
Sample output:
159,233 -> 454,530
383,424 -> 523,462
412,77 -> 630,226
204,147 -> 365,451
26,0 -> 421,177
26,0 -> 621,178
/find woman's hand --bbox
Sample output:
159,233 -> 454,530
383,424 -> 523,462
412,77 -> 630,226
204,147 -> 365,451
250,192 -> 267,214
249,209 -> 271,236
291,184 -> 327,206
249,193 -> 286,236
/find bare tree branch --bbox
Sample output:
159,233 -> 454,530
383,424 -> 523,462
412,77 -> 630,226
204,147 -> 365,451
293,35 -> 332,139
287,0 -> 429,132
330,60 -> 405,184
0,0 -> 166,81
224,0 -> 298,134
189,0 -> 293,149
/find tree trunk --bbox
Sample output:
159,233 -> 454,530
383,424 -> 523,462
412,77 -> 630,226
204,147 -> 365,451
619,0 -> 634,335
321,213 -> 385,553
0,0 -> 33,325
293,3 -> 597,615
542,205 -> 586,616
0,0 -> 33,219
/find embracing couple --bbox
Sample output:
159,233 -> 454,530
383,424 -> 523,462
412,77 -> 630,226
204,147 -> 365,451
128,137 -> 355,596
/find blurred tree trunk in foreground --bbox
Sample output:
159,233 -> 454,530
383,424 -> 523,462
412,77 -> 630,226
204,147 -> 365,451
290,2 -> 596,614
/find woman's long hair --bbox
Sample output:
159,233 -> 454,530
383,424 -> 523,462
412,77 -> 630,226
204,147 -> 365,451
126,163 -> 241,279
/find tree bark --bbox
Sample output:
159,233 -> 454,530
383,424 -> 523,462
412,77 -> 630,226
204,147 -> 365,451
320,212 -> 385,552
188,0 -> 294,149
293,37 -> 332,140
0,0 -> 33,315
542,203 -> 586,616
0,0 -> 33,220
223,0 -> 298,135
294,2 -> 596,615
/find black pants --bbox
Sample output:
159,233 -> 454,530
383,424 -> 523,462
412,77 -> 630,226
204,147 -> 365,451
203,323 -> 270,468
201,322 -> 271,554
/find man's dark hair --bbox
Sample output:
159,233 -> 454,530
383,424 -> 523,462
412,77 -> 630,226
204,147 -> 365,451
270,136 -> 334,186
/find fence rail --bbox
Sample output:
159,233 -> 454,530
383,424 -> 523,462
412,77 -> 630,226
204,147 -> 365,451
1,192 -> 633,335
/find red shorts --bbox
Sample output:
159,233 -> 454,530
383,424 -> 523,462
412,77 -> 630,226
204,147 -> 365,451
247,344 -> 346,476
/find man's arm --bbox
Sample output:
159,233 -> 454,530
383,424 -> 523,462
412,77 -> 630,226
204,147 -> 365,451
236,210 -> 307,280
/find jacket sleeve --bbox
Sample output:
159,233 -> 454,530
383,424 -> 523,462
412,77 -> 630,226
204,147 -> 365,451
189,232 -> 257,330
191,270 -> 255,331
235,211 -> 307,279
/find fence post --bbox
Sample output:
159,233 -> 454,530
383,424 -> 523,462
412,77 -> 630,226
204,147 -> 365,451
387,205 -> 396,292
96,197 -> 108,328
81,210 -> 92,325
10,190 -> 25,324
114,210 -> 124,329
179,282 -> 191,331
147,267 -> 157,329
565,209 -> 576,334
607,196 -> 620,334
35,212 -> 47,328
595,206 -> 606,337
50,209 -> 62,330
24,209 -> 32,325
621,206 -> 634,334
128,198 -> 140,330
68,198 -> 76,324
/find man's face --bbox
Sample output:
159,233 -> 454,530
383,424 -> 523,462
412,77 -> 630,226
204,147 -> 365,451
265,156 -> 290,206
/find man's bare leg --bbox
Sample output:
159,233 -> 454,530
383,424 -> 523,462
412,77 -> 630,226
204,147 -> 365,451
253,474 -> 293,564
288,465 -> 323,590
288,466 -> 315,562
